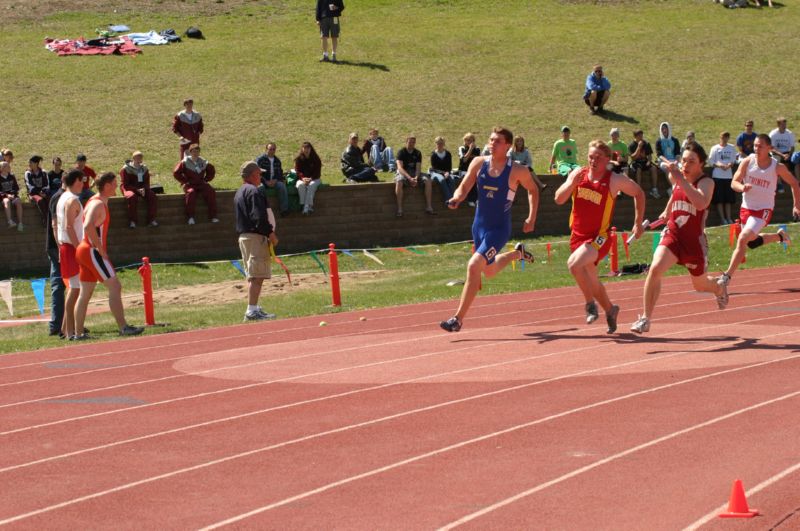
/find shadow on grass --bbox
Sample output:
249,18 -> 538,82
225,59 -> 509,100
598,109 -> 639,124
332,59 -> 390,72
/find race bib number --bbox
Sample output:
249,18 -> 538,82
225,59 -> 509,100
485,247 -> 497,261
594,235 -> 605,246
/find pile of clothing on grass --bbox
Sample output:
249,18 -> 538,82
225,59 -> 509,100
44,25 -> 200,57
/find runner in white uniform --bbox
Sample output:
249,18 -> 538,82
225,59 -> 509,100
719,134 -> 800,290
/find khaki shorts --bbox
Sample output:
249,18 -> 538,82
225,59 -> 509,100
239,233 -> 272,279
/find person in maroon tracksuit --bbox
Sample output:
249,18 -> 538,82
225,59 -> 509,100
120,151 -> 158,228
173,144 -> 218,225
171,98 -> 204,160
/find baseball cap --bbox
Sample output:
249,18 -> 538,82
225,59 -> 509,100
609,128 -> 620,136
560,126 -> 570,133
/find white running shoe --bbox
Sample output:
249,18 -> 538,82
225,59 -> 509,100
778,227 -> 791,245
630,315 -> 650,334
585,301 -> 599,324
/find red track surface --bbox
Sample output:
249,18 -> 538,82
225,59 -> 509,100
2,265 -> 800,530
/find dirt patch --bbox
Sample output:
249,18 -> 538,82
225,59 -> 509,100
116,270 -> 387,310
0,0 -> 286,22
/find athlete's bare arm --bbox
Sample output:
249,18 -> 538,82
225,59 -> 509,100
65,197 -> 81,246
510,164 -> 538,233
777,163 -> 800,218
611,172 -> 645,239
730,156 -> 750,193
448,156 -> 483,208
553,167 -> 582,205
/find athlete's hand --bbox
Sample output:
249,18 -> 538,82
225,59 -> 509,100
793,206 -> 800,221
742,183 -> 753,192
523,217 -> 535,233
447,198 -> 460,210
631,221 -> 644,240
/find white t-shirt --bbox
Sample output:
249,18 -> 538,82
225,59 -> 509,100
708,143 -> 738,180
56,190 -> 84,246
769,128 -> 795,157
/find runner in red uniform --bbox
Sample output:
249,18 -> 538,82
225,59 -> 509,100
631,143 -> 728,334
74,172 -> 143,339
555,140 -> 645,333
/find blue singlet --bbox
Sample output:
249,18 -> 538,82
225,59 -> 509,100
471,157 -> 516,264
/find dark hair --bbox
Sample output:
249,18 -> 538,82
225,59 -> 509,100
52,156 -> 62,165
95,171 -> 116,191
633,129 -> 644,137
65,168 -> 84,187
492,126 -> 513,145
295,141 -> 321,165
756,133 -> 772,146
682,141 -> 708,165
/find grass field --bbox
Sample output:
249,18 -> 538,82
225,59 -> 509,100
1,0 -> 798,193
1,223 -> 798,353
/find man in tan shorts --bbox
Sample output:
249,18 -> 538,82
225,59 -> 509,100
234,161 -> 279,321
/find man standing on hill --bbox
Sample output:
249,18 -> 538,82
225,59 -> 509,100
172,98 -> 204,161
440,127 -> 539,333
316,0 -> 344,63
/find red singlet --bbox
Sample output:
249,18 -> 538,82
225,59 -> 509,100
660,177 -> 709,276
569,167 -> 616,263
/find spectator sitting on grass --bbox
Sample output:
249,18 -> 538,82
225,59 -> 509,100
74,153 -> 97,202
583,64 -> 611,115
628,129 -> 658,197
120,151 -> 158,228
0,161 -> 23,230
294,141 -> 323,215
362,128 -> 396,172
256,142 -> 290,216
395,134 -> 435,217
341,132 -> 378,183
508,135 -> 546,190
24,155 -> 51,225
549,126 -> 580,178
429,136 -> 455,203
173,144 -> 218,225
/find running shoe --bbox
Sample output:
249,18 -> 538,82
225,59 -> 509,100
585,301 -> 599,324
120,325 -> 144,336
70,333 -> 91,341
778,227 -> 791,245
630,315 -> 650,334
716,282 -> 729,310
244,310 -> 270,322
514,242 -> 534,263
255,309 -> 277,320
440,316 -> 462,332
606,305 -> 620,334
717,273 -> 730,288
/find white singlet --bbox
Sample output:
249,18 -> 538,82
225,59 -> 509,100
741,155 -> 778,211
56,190 -> 84,246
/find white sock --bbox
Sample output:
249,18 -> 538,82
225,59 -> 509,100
247,305 -> 258,313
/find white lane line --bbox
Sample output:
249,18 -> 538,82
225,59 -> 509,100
683,461 -> 800,530
0,270 -> 784,408
438,391 -> 800,530
3,288 -> 792,436
3,327 -> 799,528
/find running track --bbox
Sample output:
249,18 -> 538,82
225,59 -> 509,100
1,265 -> 800,530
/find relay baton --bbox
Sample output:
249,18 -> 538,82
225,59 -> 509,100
626,218 -> 665,245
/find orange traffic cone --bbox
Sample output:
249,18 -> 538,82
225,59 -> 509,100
718,479 -> 759,518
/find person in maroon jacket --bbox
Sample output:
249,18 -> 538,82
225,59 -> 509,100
171,98 -> 204,160
173,144 -> 218,225
120,151 -> 158,228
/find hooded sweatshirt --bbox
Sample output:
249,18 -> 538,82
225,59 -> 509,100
656,122 -> 680,162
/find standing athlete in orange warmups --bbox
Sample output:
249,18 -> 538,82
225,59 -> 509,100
74,171 -> 144,339
555,140 -> 645,333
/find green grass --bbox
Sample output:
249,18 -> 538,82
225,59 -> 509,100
2,223 -> 798,353
0,0 -> 797,193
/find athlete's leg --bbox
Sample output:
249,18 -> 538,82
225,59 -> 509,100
567,243 -> 600,305
453,253 -> 487,320
102,276 -> 128,330
583,261 -> 613,313
248,277 -> 264,306
74,281 -> 97,335
723,228 -> 758,278
641,245 -> 678,320
483,248 -> 523,278
689,272 -> 724,296
63,283 -> 80,338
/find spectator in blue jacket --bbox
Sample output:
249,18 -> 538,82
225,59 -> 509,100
583,64 -> 611,115
255,142 -> 289,216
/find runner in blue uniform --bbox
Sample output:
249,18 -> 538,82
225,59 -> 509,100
440,127 -> 540,332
